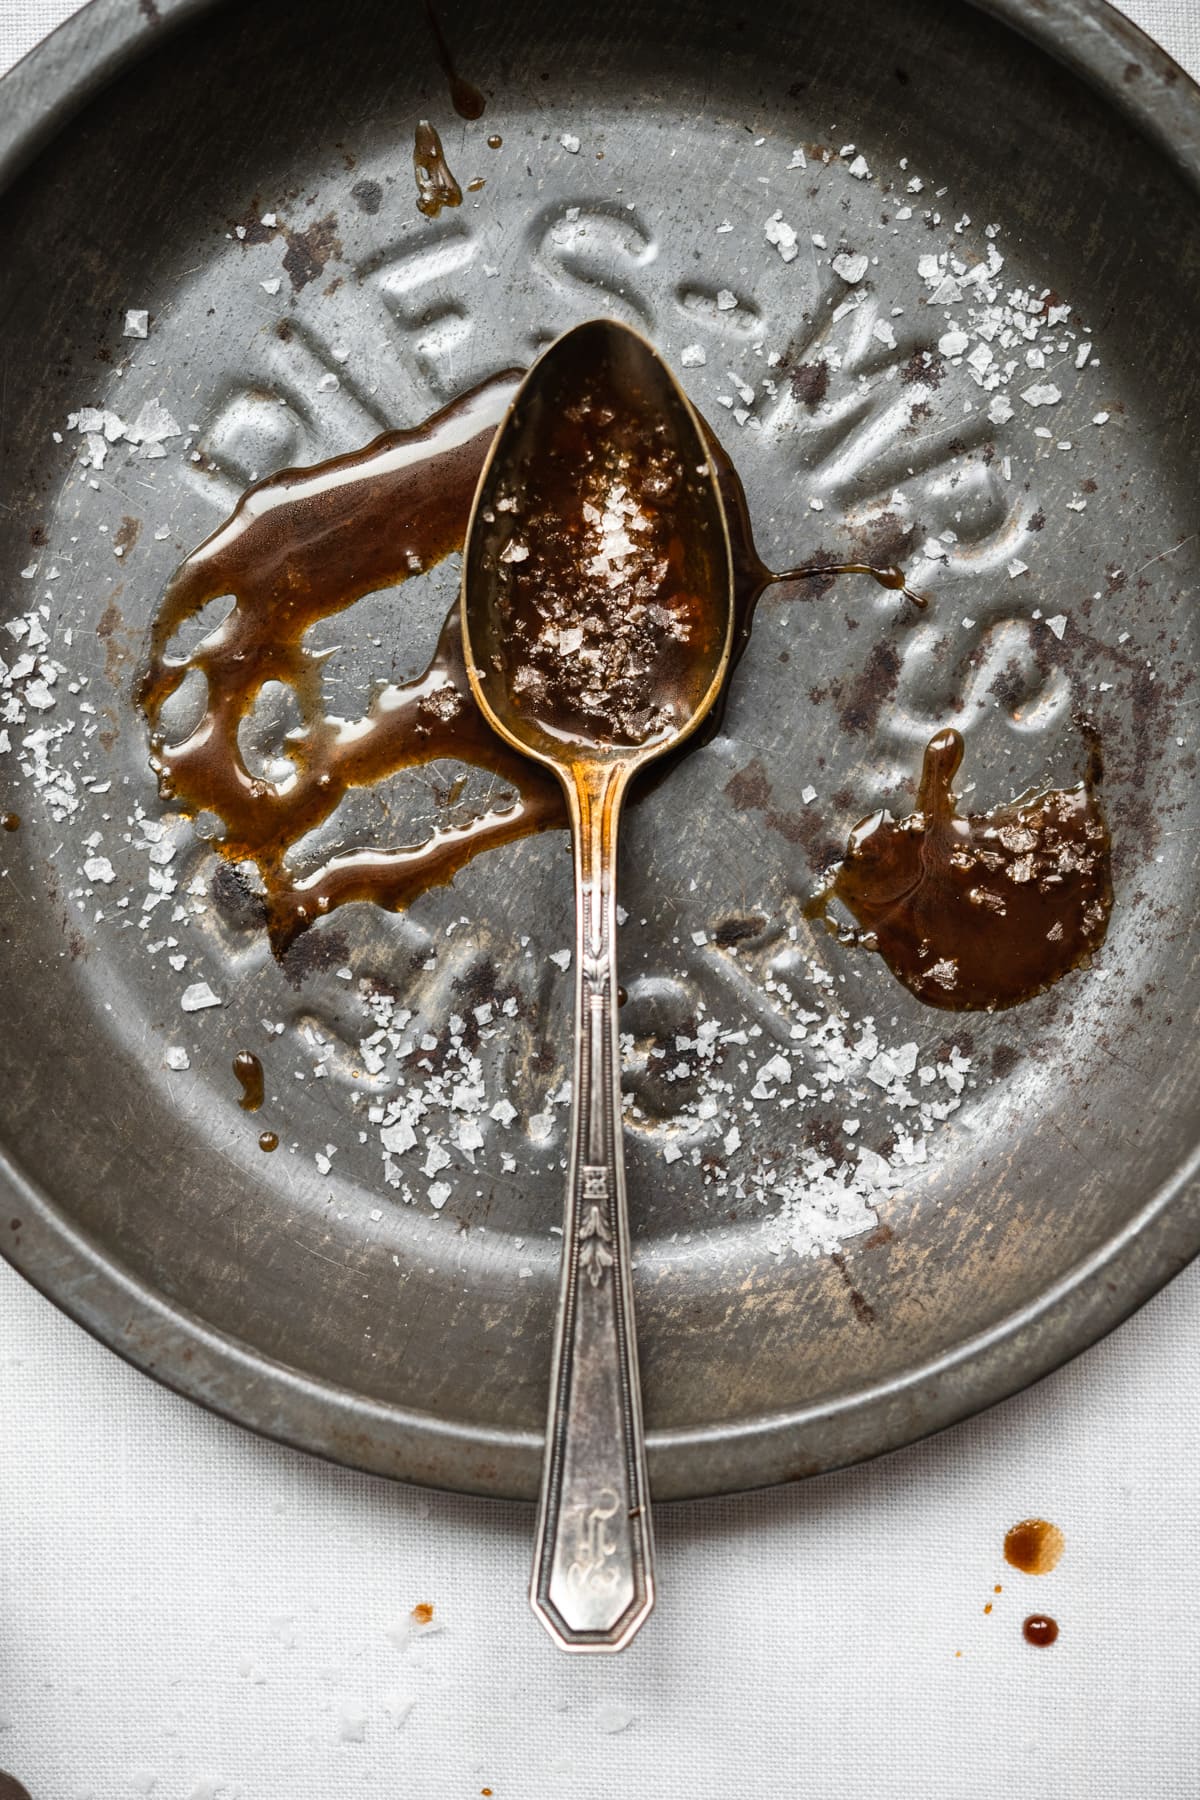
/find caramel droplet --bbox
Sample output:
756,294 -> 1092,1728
1023,1613 -> 1059,1647
258,1130 -> 279,1153
1004,1518 -> 1065,1575
422,0 -> 485,118
233,1050 -> 265,1112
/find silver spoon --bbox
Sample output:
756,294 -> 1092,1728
461,318 -> 734,1651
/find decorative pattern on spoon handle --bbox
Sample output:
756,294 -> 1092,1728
530,764 -> 655,1652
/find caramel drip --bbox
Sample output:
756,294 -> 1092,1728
812,727 -> 1112,1011
422,0 -> 485,120
233,1050 -> 265,1112
414,120 -> 462,218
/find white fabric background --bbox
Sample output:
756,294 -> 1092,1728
2,3 -> 1199,1796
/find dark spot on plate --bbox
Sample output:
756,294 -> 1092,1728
786,358 -> 830,407
712,913 -> 768,948
352,178 -> 383,214
210,862 -> 268,932
724,757 -> 772,812
901,347 -> 946,389
281,214 -> 343,291
835,639 -> 901,735
280,925 -> 350,988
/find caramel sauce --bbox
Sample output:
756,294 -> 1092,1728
138,369 -> 916,957
414,121 -> 462,218
233,1049 -> 265,1112
473,355 -> 722,748
0,812 -> 19,831
422,0 -> 485,120
487,134 -> 502,149
1023,1614 -> 1059,1647
811,727 -> 1111,1010
412,1601 -> 435,1624
258,1130 -> 279,1153
1004,1518 -> 1065,1575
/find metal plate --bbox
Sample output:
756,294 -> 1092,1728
2,0 -> 1198,1502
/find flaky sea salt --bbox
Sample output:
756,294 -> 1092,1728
180,981 -> 221,1012
765,211 -> 799,263
1021,382 -> 1062,408
832,252 -> 869,285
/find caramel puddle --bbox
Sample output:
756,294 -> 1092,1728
811,726 -> 1112,1011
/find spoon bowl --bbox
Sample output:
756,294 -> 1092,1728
461,318 -> 734,1651
463,317 -> 734,767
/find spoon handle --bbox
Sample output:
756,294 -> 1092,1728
530,762 -> 655,1652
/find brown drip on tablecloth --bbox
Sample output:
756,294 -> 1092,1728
258,1130 -> 279,1153
413,120 -> 462,218
809,727 -> 1111,1011
1023,1614 -> 1059,1647
1004,1518 -> 1066,1575
0,812 -> 19,831
136,371 -> 921,959
233,1050 -> 265,1112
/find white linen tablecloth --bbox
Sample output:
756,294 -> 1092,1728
2,3 -> 1198,1795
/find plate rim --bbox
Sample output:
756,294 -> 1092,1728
1,0 -> 1198,1502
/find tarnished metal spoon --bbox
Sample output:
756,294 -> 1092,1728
461,318 -> 734,1652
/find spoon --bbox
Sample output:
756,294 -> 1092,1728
461,318 -> 735,1652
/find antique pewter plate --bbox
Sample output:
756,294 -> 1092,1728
1,0 -> 1198,1500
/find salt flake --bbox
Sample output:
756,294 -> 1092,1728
181,981 -> 221,1012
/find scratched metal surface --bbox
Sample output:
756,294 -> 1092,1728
0,0 -> 1198,1500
